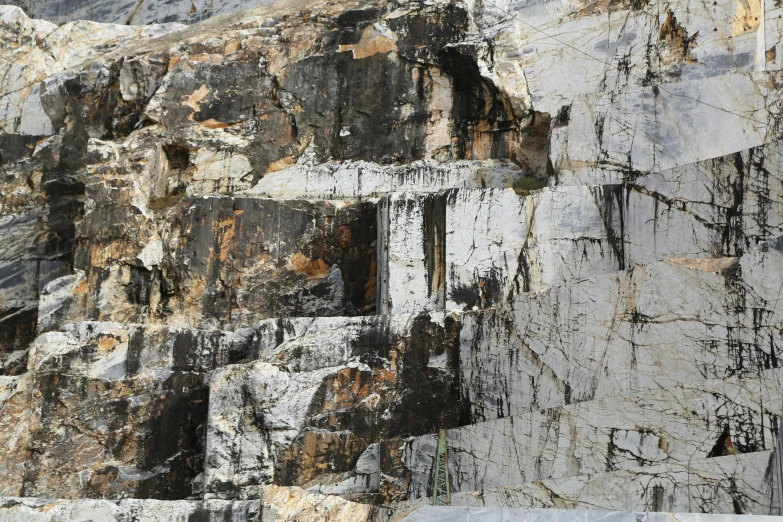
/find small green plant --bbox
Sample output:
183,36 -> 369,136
148,191 -> 186,210
512,176 -> 547,195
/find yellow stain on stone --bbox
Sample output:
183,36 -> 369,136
266,156 -> 297,173
289,252 -> 331,279
665,257 -> 739,273
338,23 -> 398,59
97,336 -> 120,351
224,40 -> 242,55
732,0 -> 761,36
182,84 -> 210,112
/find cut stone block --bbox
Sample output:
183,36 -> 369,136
246,159 -> 527,200
262,485 -> 395,521
0,194 -> 71,353
445,186 -> 624,304
444,451 -> 779,515
393,506 -> 778,522
388,451 -> 778,515
390,174 -> 783,311
378,193 -> 446,314
551,72 -> 783,184
30,321 -> 258,374
399,368 -> 783,499
630,141 -> 783,254
461,241 -> 783,421
445,188 -> 528,308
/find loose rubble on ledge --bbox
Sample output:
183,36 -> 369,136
1,0 -> 782,520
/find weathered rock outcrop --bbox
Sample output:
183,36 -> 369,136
1,0 -> 783,519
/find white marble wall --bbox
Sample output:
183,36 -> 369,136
519,185 -> 626,291
551,72 -> 783,185
387,452 -> 777,516
378,194 -> 446,314
480,0 -> 773,115
461,242 -> 783,421
405,369 -> 783,498
396,503 -> 779,522
386,178 -> 783,313
631,141 -> 783,252
245,160 -> 525,200
445,188 -> 528,308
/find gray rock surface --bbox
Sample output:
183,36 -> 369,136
4,0 -> 278,25
1,0 -> 783,519
384,451 -> 778,516
394,505 -> 778,522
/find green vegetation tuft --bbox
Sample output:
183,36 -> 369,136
512,176 -> 547,195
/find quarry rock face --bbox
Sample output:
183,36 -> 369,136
1,0 -> 783,520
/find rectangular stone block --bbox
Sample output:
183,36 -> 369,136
394,187 -> 625,309
445,188 -> 527,308
247,159 -> 525,199
631,141 -> 783,257
0,206 -> 70,352
551,72 -> 783,184
171,197 -> 377,323
378,193 -> 445,314
461,243 -> 783,421
444,451 -> 779,515
392,171 -> 783,311
401,369 -> 783,498
519,185 -> 625,293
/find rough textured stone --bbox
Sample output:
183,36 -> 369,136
70,193 -> 377,327
0,497 -> 261,521
261,485 -> 390,522
4,0 -> 277,25
20,326 -> 208,499
0,374 -> 32,496
203,313 -> 464,500
2,0 -> 783,519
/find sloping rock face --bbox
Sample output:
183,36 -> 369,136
1,0 -> 783,520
